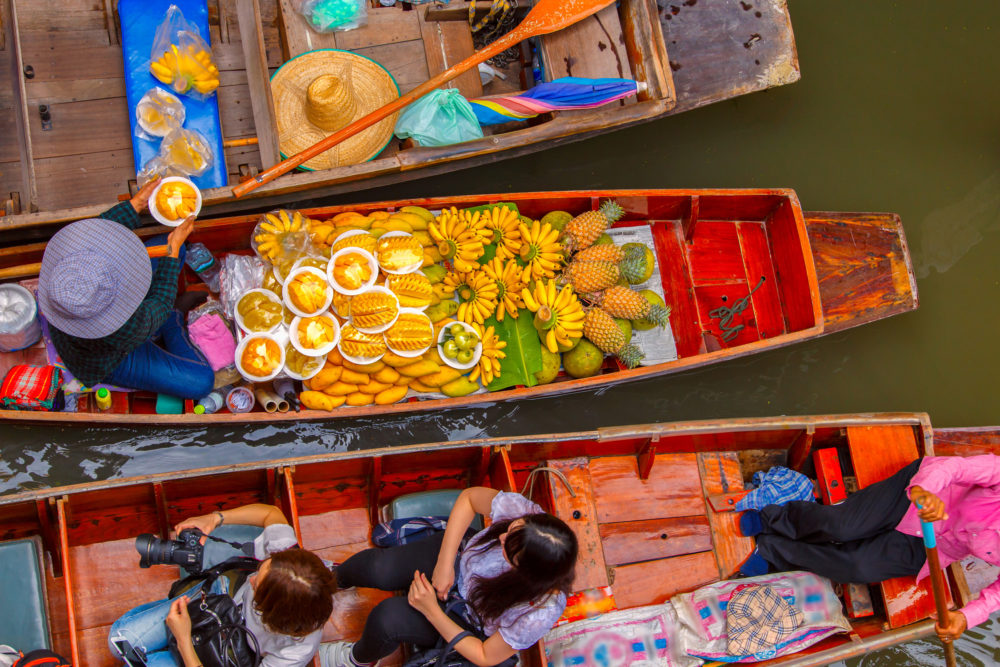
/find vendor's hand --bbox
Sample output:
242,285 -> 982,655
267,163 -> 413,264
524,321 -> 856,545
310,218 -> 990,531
130,177 -> 162,214
931,609 -> 966,643
167,216 -> 196,258
408,571 -> 441,617
911,485 -> 948,522
431,560 -> 455,601
174,511 -> 221,540
166,596 -> 193,640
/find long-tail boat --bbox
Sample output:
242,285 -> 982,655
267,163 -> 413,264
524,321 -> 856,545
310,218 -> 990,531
0,412 -> 985,666
0,188 -> 916,425
0,0 -> 800,240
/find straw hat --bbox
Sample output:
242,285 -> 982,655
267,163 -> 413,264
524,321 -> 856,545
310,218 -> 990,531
37,218 -> 152,339
271,49 -> 400,171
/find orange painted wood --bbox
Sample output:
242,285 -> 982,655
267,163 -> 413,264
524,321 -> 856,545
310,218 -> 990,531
298,507 -> 372,552
610,551 -> 718,608
545,458 -> 609,591
599,516 -> 712,565
56,499 -> 79,666
737,221 -> 785,340
490,447 -> 516,492
699,452 -> 753,578
846,424 -> 940,629
765,197 -> 822,332
589,454 -> 705,523
694,282 -> 758,348
649,220 -> 702,358
706,491 -> 749,512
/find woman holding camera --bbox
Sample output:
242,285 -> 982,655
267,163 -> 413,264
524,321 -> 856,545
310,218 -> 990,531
109,503 -> 336,667
322,487 -> 579,667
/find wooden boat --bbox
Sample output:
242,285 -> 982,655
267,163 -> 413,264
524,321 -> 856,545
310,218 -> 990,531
0,0 -> 800,240
0,188 -> 917,425
0,412 -> 985,666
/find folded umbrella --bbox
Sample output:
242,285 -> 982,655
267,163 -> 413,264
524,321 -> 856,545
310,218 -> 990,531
470,76 -> 643,125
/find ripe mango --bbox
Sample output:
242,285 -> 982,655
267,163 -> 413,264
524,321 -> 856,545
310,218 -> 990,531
375,385 -> 409,405
340,368 -> 370,385
382,351 -> 418,368
324,381 -> 359,396
300,391 -> 346,411
426,300 -> 458,323
418,366 -> 463,388
408,380 -> 436,393
343,359 -> 385,374
308,366 -> 343,391
440,376 -> 480,398
374,366 -> 401,384
346,392 -> 375,406
359,380 -> 392,394
421,265 -> 446,284
411,231 -> 434,247
400,206 -> 435,223
398,360 -> 440,377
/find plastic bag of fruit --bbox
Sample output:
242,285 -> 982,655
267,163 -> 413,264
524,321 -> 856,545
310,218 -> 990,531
252,209 -> 316,276
137,128 -> 215,185
219,253 -> 265,320
293,0 -> 367,34
135,88 -> 185,140
149,4 -> 220,99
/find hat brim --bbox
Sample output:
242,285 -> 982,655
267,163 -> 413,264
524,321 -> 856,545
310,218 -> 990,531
271,49 -> 400,171
37,218 -> 153,339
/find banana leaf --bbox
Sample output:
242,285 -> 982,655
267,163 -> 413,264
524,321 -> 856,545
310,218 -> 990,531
486,310 -> 543,392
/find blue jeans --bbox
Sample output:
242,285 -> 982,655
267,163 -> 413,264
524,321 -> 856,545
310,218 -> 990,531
108,525 -> 264,665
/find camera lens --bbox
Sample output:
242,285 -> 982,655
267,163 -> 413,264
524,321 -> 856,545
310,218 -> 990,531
135,533 -> 161,568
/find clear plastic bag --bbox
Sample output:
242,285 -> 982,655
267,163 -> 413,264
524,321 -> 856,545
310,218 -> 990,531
394,89 -> 483,147
150,4 -> 220,99
137,128 -> 215,185
294,0 -> 368,33
187,297 -> 239,378
219,253 -> 265,320
0,284 -> 41,352
136,88 -> 186,140
251,210 -> 315,279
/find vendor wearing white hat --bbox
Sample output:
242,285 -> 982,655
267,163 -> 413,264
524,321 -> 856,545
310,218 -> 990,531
36,179 -> 214,400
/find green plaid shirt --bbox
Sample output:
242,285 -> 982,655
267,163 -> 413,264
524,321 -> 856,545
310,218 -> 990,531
49,202 -> 181,387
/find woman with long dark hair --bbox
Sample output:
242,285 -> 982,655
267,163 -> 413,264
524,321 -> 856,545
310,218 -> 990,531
323,487 -> 579,667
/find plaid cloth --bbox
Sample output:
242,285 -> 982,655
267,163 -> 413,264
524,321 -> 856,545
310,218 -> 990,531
47,202 -> 181,387
725,585 -> 803,657
735,466 -> 815,512
1,364 -> 63,410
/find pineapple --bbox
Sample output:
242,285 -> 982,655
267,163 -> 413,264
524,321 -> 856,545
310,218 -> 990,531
595,285 -> 670,327
583,308 -> 644,369
573,244 -> 623,264
570,242 -> 653,285
562,200 -> 625,253
562,260 -> 620,294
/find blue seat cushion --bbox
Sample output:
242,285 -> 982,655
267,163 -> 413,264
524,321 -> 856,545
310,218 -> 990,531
0,538 -> 50,650
388,490 -> 483,532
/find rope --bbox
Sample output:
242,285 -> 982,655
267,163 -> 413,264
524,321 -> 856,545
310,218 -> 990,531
708,276 -> 766,342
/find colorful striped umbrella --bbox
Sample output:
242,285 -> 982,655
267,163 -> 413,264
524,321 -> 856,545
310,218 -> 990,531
470,76 -> 643,125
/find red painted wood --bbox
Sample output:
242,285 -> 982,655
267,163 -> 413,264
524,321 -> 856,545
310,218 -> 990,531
649,221 -> 702,358
599,515 -> 712,565
814,447 -> 847,505
694,283 -> 759,348
686,221 -> 746,285
589,454 -> 704,523
765,197 -> 821,332
546,458 -> 609,591
736,221 -> 785,339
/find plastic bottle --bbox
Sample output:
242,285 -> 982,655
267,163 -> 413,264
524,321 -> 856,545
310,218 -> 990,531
194,384 -> 233,415
94,387 -> 112,411
226,385 -> 256,413
184,242 -> 221,293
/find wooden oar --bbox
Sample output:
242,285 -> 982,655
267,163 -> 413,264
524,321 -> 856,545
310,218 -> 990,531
918,506 -> 958,667
0,245 -> 169,281
231,0 -> 615,198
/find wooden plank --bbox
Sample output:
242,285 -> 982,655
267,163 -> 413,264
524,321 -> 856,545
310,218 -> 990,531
354,39 -> 430,96
599,516 -> 712,566
649,221 -> 702,358
589,454 -> 703,524
699,452 -> 753,578
16,0 -> 109,32
217,82 -> 258,139
33,149 -> 133,211
766,197 -> 821,333
737,221 -> 785,339
276,0 -> 338,59
933,427 -> 1000,457
334,6 -> 422,51
236,0 -> 281,167
611,551 -> 718,608
545,458 -> 608,591
417,10 -> 481,100
298,507 -> 371,552
29,96 -> 130,160
619,0 -> 673,103
806,212 -> 919,334
538,5 -> 630,82
18,30 -> 121,82
26,78 -> 125,104
694,282 -> 758,348
4,0 -> 36,209
687,221 -> 746,285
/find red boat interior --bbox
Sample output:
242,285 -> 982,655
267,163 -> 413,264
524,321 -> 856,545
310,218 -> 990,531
0,190 -> 824,418
0,416 -> 966,665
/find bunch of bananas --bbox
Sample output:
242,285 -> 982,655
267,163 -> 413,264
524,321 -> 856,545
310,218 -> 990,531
522,278 -> 584,353
482,257 -> 525,321
429,207 -> 491,272
482,205 -> 522,261
469,323 -> 507,386
254,210 -> 309,263
150,44 -> 219,96
442,270 -> 498,325
517,219 -> 564,283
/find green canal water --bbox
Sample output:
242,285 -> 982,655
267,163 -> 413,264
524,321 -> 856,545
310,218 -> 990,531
1,1 -> 998,663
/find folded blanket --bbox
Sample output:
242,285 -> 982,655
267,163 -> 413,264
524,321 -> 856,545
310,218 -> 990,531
188,312 -> 236,371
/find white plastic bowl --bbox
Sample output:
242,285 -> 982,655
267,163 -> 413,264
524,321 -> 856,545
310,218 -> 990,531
283,266 -> 334,318
282,347 -> 327,381
338,325 -> 386,365
351,286 -> 400,334
384,308 -> 434,358
233,288 -> 284,335
375,231 -> 424,275
235,331 -> 286,382
328,247 -> 379,295
437,320 -> 482,371
149,177 -> 201,227
289,313 -> 341,357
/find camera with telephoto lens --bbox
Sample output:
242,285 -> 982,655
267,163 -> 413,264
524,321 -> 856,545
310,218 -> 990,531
135,528 -> 205,570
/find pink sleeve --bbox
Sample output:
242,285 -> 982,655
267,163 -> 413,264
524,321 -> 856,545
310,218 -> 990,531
961,575 -> 1000,628
907,455 -> 1000,496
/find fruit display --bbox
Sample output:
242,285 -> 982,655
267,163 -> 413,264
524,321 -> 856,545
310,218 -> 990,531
136,88 -> 185,137
238,335 -> 283,380
153,179 -> 199,221
284,345 -> 326,379
236,290 -> 283,332
226,198 -> 670,412
150,43 -> 220,96
330,250 -> 375,292
285,268 -> 332,316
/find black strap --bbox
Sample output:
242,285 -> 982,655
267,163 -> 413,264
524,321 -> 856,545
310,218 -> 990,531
202,531 -> 257,557
436,632 -> 473,667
